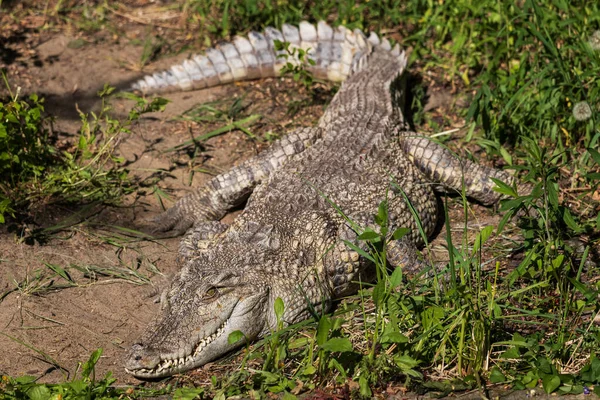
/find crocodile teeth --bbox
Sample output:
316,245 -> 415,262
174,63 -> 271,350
150,321 -> 229,373
192,322 -> 228,357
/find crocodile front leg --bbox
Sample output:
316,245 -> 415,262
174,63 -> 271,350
154,127 -> 322,234
398,134 -> 528,205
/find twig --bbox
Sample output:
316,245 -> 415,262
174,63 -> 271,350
107,6 -> 181,31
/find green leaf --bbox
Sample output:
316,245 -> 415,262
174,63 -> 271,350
389,267 -> 403,289
493,303 -> 501,318
45,263 -> 74,283
472,225 -> 494,254
281,392 -> 297,400
78,134 -> 88,150
81,348 -> 102,379
547,181 -> 559,208
491,177 -> 517,197
489,367 -> 506,383
538,357 -> 555,374
320,337 -> 353,352
288,336 -> 309,350
25,385 -> 50,400
331,317 -> 345,331
359,376 -> 372,398
421,306 -> 444,330
551,254 -> 565,272
391,227 -> 410,240
14,376 -> 36,384
328,357 -> 347,377
542,375 -> 561,394
316,316 -> 331,346
522,370 -> 540,388
380,331 -> 408,344
357,230 -> 381,241
581,355 -> 600,383
562,208 -> 581,232
375,200 -> 388,227
274,297 -> 285,321
228,330 -> 245,345
499,146 -> 513,165
394,354 -> 420,370
268,384 -> 288,394
98,84 -> 116,97
173,387 -> 204,400
68,379 -> 86,394
301,365 -> 316,376
588,148 -> 600,166
372,280 -> 386,307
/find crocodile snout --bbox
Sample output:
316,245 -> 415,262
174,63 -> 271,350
124,343 -> 159,373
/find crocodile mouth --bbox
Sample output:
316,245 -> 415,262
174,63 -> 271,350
126,282 -> 268,378
126,321 -> 228,377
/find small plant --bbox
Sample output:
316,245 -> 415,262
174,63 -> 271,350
273,40 -> 317,93
493,138 -> 588,285
272,39 -> 339,113
0,79 -> 168,228
138,31 -> 167,69
174,97 -> 262,151
0,76 -> 55,223
0,348 -> 167,399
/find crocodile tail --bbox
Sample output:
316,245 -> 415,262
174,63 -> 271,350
131,21 -> 406,94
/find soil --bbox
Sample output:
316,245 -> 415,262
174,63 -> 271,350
0,3 -> 518,396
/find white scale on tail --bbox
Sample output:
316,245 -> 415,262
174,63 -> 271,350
131,21 -> 404,94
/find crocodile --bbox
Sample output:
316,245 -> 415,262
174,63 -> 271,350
124,21 -> 522,379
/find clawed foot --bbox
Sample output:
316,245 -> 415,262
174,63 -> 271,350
150,204 -> 196,237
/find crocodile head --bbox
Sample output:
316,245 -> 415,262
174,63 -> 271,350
124,265 -> 269,379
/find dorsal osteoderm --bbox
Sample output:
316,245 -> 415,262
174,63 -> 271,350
131,21 -> 405,94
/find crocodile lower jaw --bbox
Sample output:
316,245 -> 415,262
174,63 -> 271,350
126,322 -> 227,377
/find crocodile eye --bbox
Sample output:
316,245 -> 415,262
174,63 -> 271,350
203,287 -> 218,300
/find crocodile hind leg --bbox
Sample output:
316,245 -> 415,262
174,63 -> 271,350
386,239 -> 428,273
327,184 -> 437,295
397,133 -> 528,204
383,184 -> 437,276
154,126 -> 322,235
323,154 -> 439,291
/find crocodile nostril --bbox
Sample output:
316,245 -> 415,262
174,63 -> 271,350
131,343 -> 145,354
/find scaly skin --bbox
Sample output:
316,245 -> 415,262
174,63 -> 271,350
125,22 -> 522,379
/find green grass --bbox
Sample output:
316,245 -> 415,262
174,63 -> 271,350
0,81 -> 168,232
0,349 -> 169,399
1,0 -> 600,398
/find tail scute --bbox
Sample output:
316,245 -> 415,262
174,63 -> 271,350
131,21 -> 407,94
